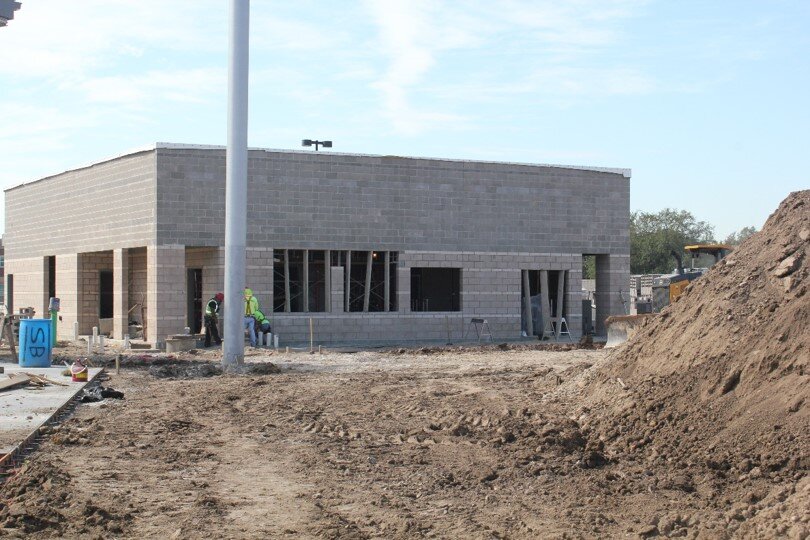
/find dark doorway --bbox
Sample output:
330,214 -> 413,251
187,268 -> 203,333
47,256 -> 56,301
6,274 -> 13,313
99,270 -> 113,318
410,268 -> 461,311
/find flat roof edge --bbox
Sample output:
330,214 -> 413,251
4,144 -> 157,193
156,142 -> 632,178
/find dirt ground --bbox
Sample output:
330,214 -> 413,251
2,344 -> 803,539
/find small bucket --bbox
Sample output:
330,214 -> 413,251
70,361 -> 88,382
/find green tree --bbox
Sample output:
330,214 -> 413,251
723,226 -> 757,245
631,209 -> 715,274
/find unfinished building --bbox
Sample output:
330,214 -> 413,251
3,143 -> 630,345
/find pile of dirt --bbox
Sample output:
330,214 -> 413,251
579,190 -> 809,538
0,458 -> 129,536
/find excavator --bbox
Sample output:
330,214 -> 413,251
605,244 -> 731,347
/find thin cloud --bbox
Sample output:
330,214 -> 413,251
363,0 -> 652,134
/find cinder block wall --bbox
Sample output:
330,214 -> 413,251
78,251 -> 112,335
155,146 -> 630,256
4,151 -> 156,259
197,250 -> 584,344
128,247 -> 148,325
3,256 -> 48,316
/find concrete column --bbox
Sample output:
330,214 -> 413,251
565,258 -> 583,338
324,250 -> 331,312
147,245 -> 186,346
3,256 -> 48,317
113,248 -> 129,339
397,266 -> 410,313
303,249 -> 310,312
246,247 -> 273,314
344,250 -> 351,312
522,269 -> 533,336
384,251 -> 390,312
330,266 -> 344,313
363,251 -> 372,312
54,254 -> 82,340
595,254 -> 630,336
540,270 -> 551,335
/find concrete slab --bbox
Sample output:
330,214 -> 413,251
0,363 -> 104,454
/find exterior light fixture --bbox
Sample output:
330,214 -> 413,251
301,139 -> 333,151
0,1 -> 22,27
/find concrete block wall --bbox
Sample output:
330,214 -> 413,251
78,251 -> 112,335
236,250 -> 584,344
128,247 -> 148,325
4,151 -> 156,259
147,245 -> 185,344
113,248 -> 129,339
595,254 -> 631,335
54,254 -> 81,340
246,247 -> 273,315
3,256 -> 47,317
330,267 -> 344,313
155,146 -> 630,257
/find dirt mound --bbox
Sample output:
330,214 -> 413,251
0,458 -> 129,536
580,190 -> 809,537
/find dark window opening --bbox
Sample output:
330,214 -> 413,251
520,270 -> 566,336
47,256 -> 56,300
410,268 -> 461,312
187,268 -> 203,333
6,274 -> 13,313
273,249 -> 327,313
346,251 -> 398,312
99,270 -> 113,319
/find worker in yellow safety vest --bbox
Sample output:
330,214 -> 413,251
243,288 -> 260,347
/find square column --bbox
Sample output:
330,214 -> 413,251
246,247 -> 273,315
565,258 -> 583,338
147,245 -> 186,345
595,254 -> 630,336
113,248 -> 129,339
397,266 -> 410,313
330,266 -> 344,313
54,254 -> 82,340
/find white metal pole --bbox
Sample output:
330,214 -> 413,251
223,0 -> 250,367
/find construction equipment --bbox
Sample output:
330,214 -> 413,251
606,244 -> 731,347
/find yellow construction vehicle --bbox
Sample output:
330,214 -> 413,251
605,244 -> 731,347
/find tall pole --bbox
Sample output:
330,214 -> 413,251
223,0 -> 250,367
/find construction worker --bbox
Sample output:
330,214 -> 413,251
243,288 -> 259,347
251,307 -> 272,343
204,292 -> 224,347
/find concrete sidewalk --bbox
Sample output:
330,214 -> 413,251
0,363 -> 104,455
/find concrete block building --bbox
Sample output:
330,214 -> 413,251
3,143 -> 630,345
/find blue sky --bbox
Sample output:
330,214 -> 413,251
1,1 -> 807,239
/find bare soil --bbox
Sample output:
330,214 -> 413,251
0,191 -> 807,539
0,344 -> 804,539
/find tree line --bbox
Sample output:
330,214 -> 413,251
583,210 -> 757,278
630,209 -> 756,275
